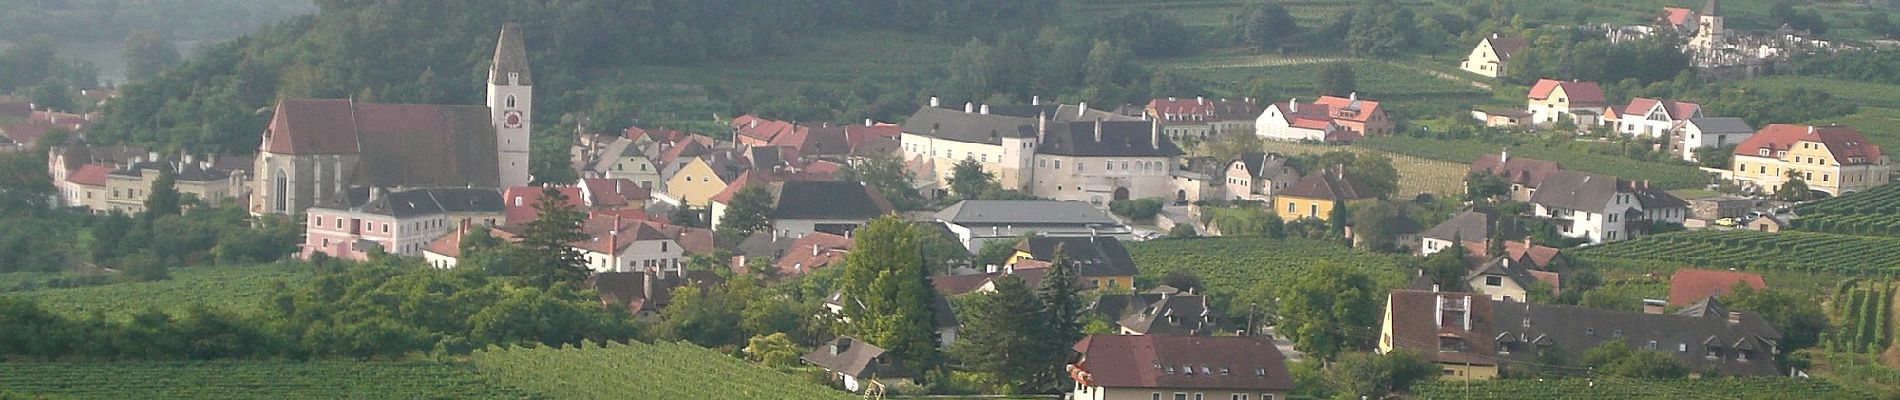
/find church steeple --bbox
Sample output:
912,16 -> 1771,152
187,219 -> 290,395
1702,0 -> 1719,17
490,23 -> 532,87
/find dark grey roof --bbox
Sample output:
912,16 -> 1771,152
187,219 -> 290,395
1635,187 -> 1688,210
1110,293 -> 1218,335
802,337 -> 913,379
1038,120 -> 1182,158
1422,210 -> 1530,242
362,189 -> 446,218
1489,296 -> 1783,376
901,106 -> 1038,145
589,137 -> 637,173
489,23 -> 532,86
317,187 -> 502,218
735,231 -> 795,261
1233,152 -> 1288,179
1014,236 -> 1139,278
1466,258 -> 1538,289
935,200 -> 1120,225
427,188 -> 506,213
770,180 -> 888,220
1686,117 -> 1754,135
1527,170 -> 1620,211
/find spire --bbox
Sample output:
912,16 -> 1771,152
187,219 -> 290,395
490,23 -> 533,86
1703,0 -> 1718,16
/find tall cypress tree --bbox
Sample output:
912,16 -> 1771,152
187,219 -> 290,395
144,169 -> 180,217
1033,244 -> 1085,393
516,187 -> 588,288
952,276 -> 1046,393
837,216 -> 940,372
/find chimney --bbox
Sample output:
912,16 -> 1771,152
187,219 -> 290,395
1151,118 -> 1161,149
1493,32 -> 1500,39
1431,284 -> 1440,292
1643,299 -> 1667,314
148,151 -> 160,162
813,243 -> 821,257
1728,311 -> 1743,325
864,118 -> 872,126
1349,92 -> 1357,102
1807,125 -> 1815,134
1094,119 -> 1104,143
643,269 -> 658,297
1500,148 -> 1510,163
368,187 -> 384,204
1032,95 -> 1041,106
986,264 -> 998,274
1168,96 -> 1177,102
1077,102 -> 1087,117
1463,296 -> 1473,331
833,338 -> 851,355
929,96 -> 940,107
1196,96 -> 1204,105
979,104 -> 989,115
964,102 -> 974,113
1037,111 -> 1047,141
1288,98 -> 1298,113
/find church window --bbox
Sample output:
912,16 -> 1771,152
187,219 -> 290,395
505,95 -> 516,109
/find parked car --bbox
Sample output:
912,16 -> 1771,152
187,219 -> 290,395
1715,218 -> 1737,227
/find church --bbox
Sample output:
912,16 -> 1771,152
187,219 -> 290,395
252,23 -> 533,215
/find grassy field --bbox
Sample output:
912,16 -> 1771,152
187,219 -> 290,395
0,361 -> 536,399
470,340 -> 855,400
1355,136 -> 1712,190
1156,56 -> 1494,116
0,263 -> 315,319
1256,139 -> 1469,196
1412,376 -> 1874,400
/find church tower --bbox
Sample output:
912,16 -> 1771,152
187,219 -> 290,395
1689,0 -> 1724,50
488,23 -> 533,188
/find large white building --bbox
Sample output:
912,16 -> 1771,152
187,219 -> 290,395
1527,171 -> 1687,244
899,101 -> 1176,204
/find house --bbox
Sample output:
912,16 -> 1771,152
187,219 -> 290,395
934,200 -> 1131,252
1748,215 -> 1793,232
1687,196 -> 1757,220
1224,152 -> 1302,202
1603,98 -> 1703,138
572,214 -> 685,273
1254,98 -> 1352,142
899,100 -> 1134,194
731,114 -> 798,147
61,163 -> 111,212
709,179 -> 892,239
1526,79 -> 1606,126
1419,210 -> 1529,256
1460,33 -> 1528,78
1527,171 -> 1687,244
1471,108 -> 1532,129
102,158 -> 243,214
1145,96 -> 1261,141
1668,268 -> 1765,307
587,269 -> 723,319
1464,239 -> 1566,272
422,224 -> 517,269
1469,151 -> 1565,202
1005,235 -> 1140,291
1312,93 -> 1394,136
253,24 -> 530,215
933,264 -> 1058,296
804,337 -> 913,393
1465,258 -> 1559,302
1093,290 -> 1221,335
771,231 -> 853,277
1169,156 -> 1228,204
1661,6 -> 1699,32
1381,289 -> 1784,378
578,177 -> 651,211
1674,117 -> 1754,162
1729,124 -> 1891,196
1068,335 -> 1293,400
1274,167 -> 1376,220
302,187 -> 505,260
585,137 -> 662,188
663,150 -> 750,208
1030,119 -> 1184,204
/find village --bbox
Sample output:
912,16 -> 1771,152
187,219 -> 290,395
2,0 -> 1900,399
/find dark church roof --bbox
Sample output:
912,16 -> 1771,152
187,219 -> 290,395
1038,120 -> 1182,158
490,23 -> 533,86
264,99 -> 500,189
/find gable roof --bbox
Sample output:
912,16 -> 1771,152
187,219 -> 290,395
315,187 -> 503,218
770,180 -> 893,221
1071,335 -> 1292,391
1686,117 -> 1754,135
66,163 -> 111,186
586,271 -> 722,314
1038,120 -> 1182,158
1278,168 -> 1376,201
774,232 -> 853,277
1734,124 -> 1884,165
932,266 -> 1056,296
1423,210 -> 1530,242
579,178 -> 649,207
264,99 -> 359,155
731,115 -> 796,143
1147,98 -> 1261,123
803,337 -> 913,379
266,100 -> 501,189
1311,94 -> 1383,124
935,200 -> 1120,225
901,106 -> 1039,145
1014,236 -> 1139,278
1528,79 -> 1607,107
489,23 -> 532,86
1663,7 -> 1695,27
1619,98 -> 1701,120
1115,293 -> 1219,335
1485,35 -> 1528,60
1489,293 -> 1783,377
501,186 -> 586,226
1382,290 -> 1500,366
1668,268 -> 1766,307
1526,170 -> 1621,211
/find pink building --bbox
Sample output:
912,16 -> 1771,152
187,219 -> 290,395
302,187 -> 504,260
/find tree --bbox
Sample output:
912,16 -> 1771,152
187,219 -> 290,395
1161,270 -> 1204,292
1313,63 -> 1357,97
1326,351 -> 1439,399
953,276 -> 1049,393
1328,199 -> 1350,238
1345,0 -> 1418,57
144,169 -> 181,217
1037,245 -> 1085,355
1230,4 -> 1301,53
1418,239 -> 1469,292
845,153 -> 924,211
1609,350 -> 1689,379
1775,175 -> 1812,201
1347,201 -> 1399,251
668,205 -> 703,228
0,153 -> 54,216
515,187 -> 589,288
1349,153 -> 1399,198
836,216 -> 941,372
1278,264 -> 1379,360
123,29 -> 181,82
1464,172 -> 1511,202
949,158 -> 999,200
715,184 -> 774,243
744,333 -> 802,368
1725,285 -> 1827,353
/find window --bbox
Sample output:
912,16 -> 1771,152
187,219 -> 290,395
1232,395 -> 1248,400
1647,340 -> 1658,350
1174,394 -> 1188,400
1195,394 -> 1204,400
1523,317 -> 1532,328
1056,160 -> 1062,170
1309,204 -> 1318,216
1679,343 -> 1688,352
1153,394 -> 1162,400
505,95 -> 516,109
382,224 -> 389,233
1612,329 -> 1622,338
1262,395 -> 1275,400
1486,276 -> 1503,286
1288,202 -> 1296,213
1586,328 -> 1595,336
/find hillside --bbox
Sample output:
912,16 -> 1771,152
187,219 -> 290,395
0,361 -> 536,399
470,340 -> 856,400
0,263 -> 313,319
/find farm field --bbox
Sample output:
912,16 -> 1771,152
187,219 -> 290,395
1125,237 -> 1408,303
1255,140 -> 1468,196
469,340 -> 855,400
1411,376 -> 1874,399
1572,230 -> 1900,276
1790,183 -> 1900,236
1355,136 -> 1711,190
0,361 -> 537,399
1157,57 -> 1493,116
1738,76 -> 1900,152
0,263 -> 315,319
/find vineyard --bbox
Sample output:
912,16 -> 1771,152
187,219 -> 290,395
1255,140 -> 1468,196
1411,377 -> 1874,399
1571,230 -> 1900,275
1125,237 -> 1408,312
0,361 -> 535,399
1355,136 -> 1710,190
0,263 -> 315,319
469,340 -> 855,400
1793,184 -> 1900,236
1833,280 -> 1894,354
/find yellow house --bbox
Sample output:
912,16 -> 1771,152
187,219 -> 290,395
1730,124 -> 1892,196
663,152 -> 747,208
1460,34 -> 1526,78
1274,168 -> 1377,221
1379,290 -> 1501,380
1003,236 -> 1136,291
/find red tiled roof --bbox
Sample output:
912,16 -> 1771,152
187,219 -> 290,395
1663,7 -> 1694,26
1528,79 -> 1606,107
644,221 -> 716,255
1280,168 -> 1375,201
66,163 -> 111,186
1668,268 -> 1765,307
573,214 -> 671,254
1311,95 -> 1382,124
732,115 -> 796,143
1618,98 -> 1701,121
844,124 -> 901,151
264,99 -> 359,154
502,186 -> 586,226
581,178 -> 649,207
1733,124 -> 1885,165
1470,153 -> 1565,188
1071,335 -> 1294,391
774,232 -> 854,277
0,123 -> 51,146
709,171 -> 767,205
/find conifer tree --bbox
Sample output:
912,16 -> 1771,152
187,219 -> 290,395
516,187 -> 588,288
837,216 -> 940,372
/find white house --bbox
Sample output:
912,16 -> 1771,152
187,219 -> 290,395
573,215 -> 685,273
1255,98 -> 1350,142
934,200 -> 1131,252
1676,117 -> 1754,162
1527,171 -> 1687,244
1604,98 -> 1702,138
1224,152 -> 1301,202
